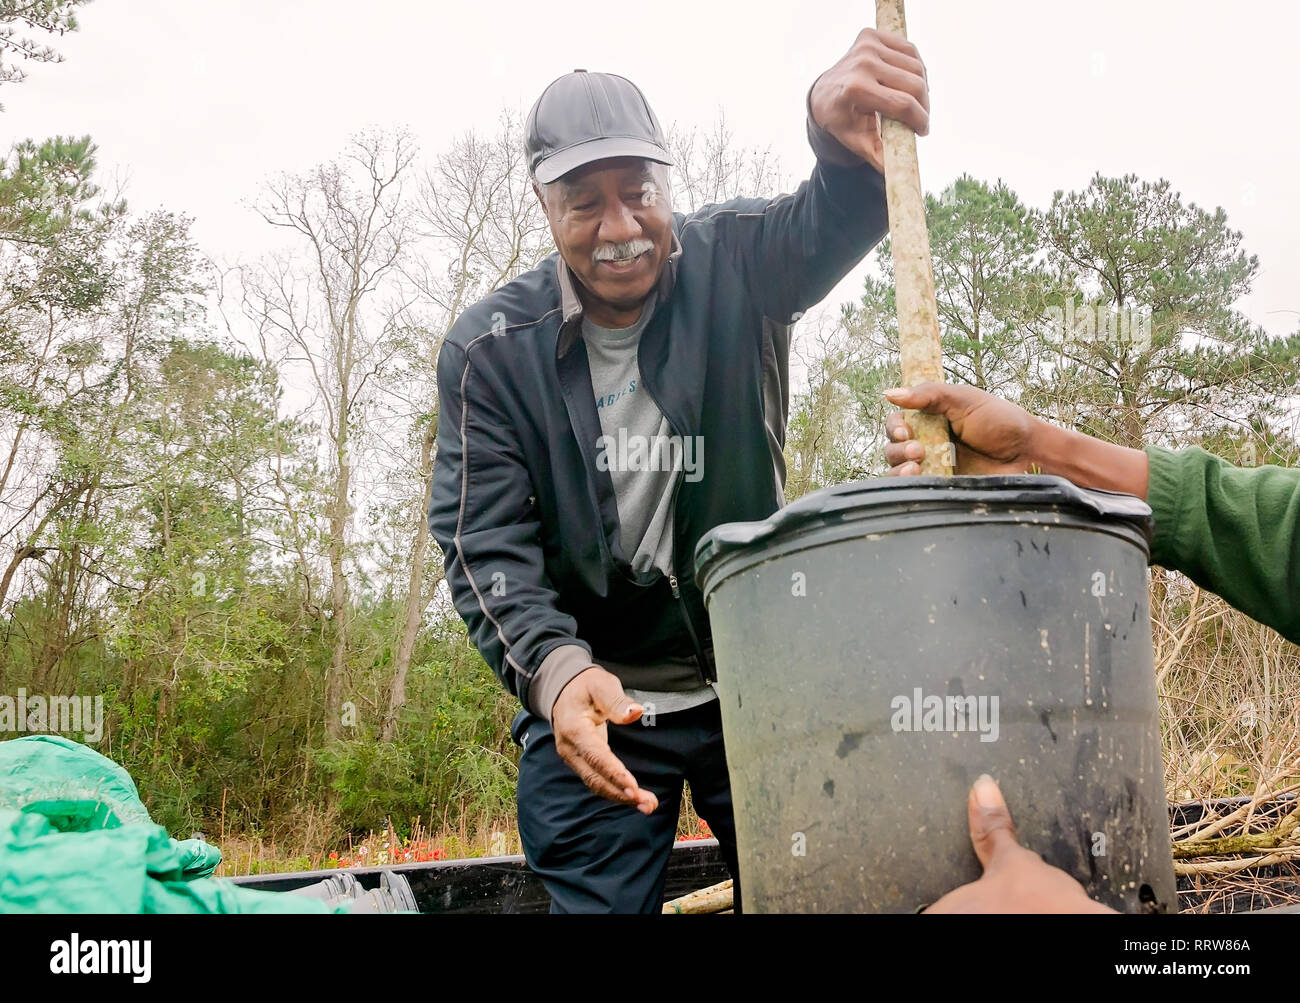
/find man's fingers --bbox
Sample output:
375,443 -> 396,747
576,733 -> 639,794
841,78 -> 928,138
632,789 -> 660,815
559,727 -> 661,812
574,727 -> 660,810
861,28 -> 927,84
573,760 -> 634,804
883,408 -> 924,476
566,744 -> 636,805
576,761 -> 657,814
866,61 -> 930,122
883,439 -> 924,468
872,29 -> 923,64
967,774 -> 1021,871
885,410 -> 913,442
871,34 -> 927,82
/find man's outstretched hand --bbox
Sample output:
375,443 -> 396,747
810,27 -> 930,174
551,666 -> 659,815
925,775 -> 1116,914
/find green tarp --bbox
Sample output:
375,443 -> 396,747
0,735 -> 347,914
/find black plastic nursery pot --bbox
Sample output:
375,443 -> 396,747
694,474 -> 1178,913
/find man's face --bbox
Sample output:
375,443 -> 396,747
538,157 -> 672,318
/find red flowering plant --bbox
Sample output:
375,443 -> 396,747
323,828 -> 515,868
676,817 -> 712,842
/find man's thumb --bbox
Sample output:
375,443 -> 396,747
590,671 -> 642,725
967,774 -> 1019,870
883,381 -> 955,417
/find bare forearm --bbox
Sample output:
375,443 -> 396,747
1030,421 -> 1150,499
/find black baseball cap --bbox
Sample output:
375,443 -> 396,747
525,69 -> 674,185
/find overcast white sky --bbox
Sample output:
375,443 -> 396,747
3,0 -> 1298,337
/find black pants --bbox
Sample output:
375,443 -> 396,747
513,698 -> 742,914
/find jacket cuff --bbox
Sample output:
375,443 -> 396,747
528,643 -> 596,722
806,77 -> 868,168
1144,445 -> 1187,567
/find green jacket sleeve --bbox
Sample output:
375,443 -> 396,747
1145,445 -> 1299,642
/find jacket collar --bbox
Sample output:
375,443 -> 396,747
555,223 -> 684,358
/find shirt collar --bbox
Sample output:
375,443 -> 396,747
556,225 -> 683,358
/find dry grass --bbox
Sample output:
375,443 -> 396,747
1155,573 -> 1300,909
213,785 -> 713,877
213,813 -> 520,877
1156,575 -> 1300,804
1177,860 -> 1300,913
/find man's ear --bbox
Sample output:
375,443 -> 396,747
532,181 -> 548,214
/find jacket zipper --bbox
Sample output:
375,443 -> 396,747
668,571 -> 710,685
639,359 -> 713,687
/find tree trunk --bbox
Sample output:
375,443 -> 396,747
0,543 -> 42,616
324,438 -> 350,741
382,414 -> 438,742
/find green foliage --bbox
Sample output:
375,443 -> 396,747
313,740 -> 421,835
0,125 -> 542,855
1035,173 -> 1296,447
307,621 -> 519,836
0,1 -> 91,107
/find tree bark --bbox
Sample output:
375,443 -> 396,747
382,413 -> 439,742
324,429 -> 350,741
1172,804 -> 1300,859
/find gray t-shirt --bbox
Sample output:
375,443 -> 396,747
582,298 -> 716,714
583,296 -> 676,577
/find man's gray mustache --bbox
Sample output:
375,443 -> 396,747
593,239 -> 654,264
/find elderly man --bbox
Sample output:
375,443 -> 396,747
429,29 -> 930,913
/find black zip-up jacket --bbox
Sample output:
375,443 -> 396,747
429,107 -> 889,721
